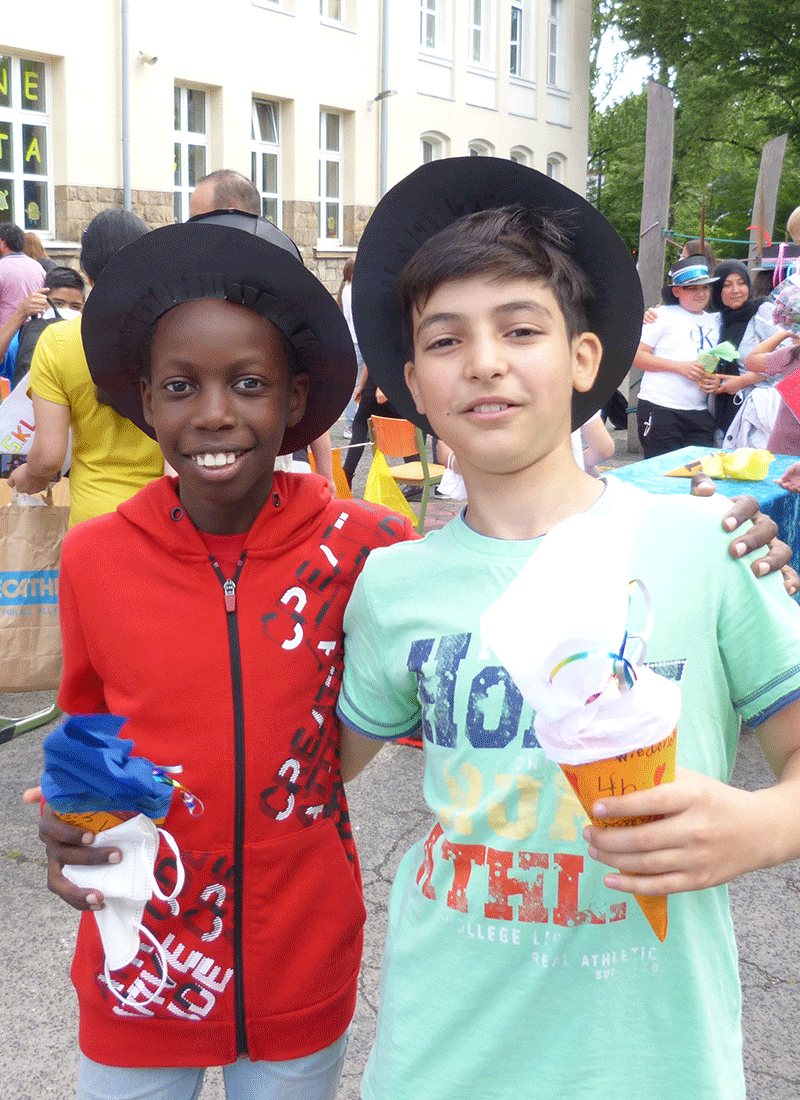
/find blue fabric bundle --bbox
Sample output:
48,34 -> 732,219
41,714 -> 173,820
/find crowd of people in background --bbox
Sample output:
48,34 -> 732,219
634,211 -> 800,464
6,158 -> 800,1100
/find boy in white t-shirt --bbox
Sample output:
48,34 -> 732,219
336,158 -> 800,1100
634,255 -> 720,457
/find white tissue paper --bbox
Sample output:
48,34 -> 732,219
480,510 -> 680,765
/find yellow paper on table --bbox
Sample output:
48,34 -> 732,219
364,450 -> 417,522
666,448 -> 773,481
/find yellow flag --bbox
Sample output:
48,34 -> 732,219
363,451 -> 418,522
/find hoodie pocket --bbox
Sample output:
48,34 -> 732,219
242,817 -> 365,1013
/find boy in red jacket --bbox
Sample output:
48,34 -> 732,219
37,212 -> 415,1100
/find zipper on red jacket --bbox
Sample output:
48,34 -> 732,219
210,551 -> 249,1056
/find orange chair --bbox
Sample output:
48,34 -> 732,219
307,445 -> 352,500
368,415 -> 445,533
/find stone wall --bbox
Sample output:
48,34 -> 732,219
54,186 -> 173,243
283,199 -> 375,294
47,192 -> 376,291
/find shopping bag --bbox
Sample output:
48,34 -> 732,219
0,491 -> 69,691
363,451 -> 417,522
0,371 -> 72,474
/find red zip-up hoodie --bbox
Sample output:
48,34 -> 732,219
57,472 -> 415,1068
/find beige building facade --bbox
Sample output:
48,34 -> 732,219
1,0 -> 591,285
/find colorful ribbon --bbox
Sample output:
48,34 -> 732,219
549,580 -> 653,704
153,765 -> 204,817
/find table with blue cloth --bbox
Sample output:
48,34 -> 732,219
609,446 -> 800,566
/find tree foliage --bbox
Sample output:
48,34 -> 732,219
591,0 -> 800,260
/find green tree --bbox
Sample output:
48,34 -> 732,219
591,0 -> 800,258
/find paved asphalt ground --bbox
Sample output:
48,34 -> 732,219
2,425 -> 799,1098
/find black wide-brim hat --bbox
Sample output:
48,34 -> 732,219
81,213 -> 356,454
352,157 -> 643,432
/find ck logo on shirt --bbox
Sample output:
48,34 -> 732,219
691,323 -> 717,353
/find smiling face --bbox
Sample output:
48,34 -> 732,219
141,298 -> 308,534
673,283 -> 711,313
404,274 -> 600,485
720,270 -> 750,310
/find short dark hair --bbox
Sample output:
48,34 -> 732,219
0,224 -> 25,253
398,206 -> 593,354
80,209 -> 148,281
200,170 -> 260,216
46,266 -> 86,293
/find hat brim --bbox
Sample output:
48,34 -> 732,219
669,275 -> 719,286
81,221 -> 356,454
352,157 -> 643,432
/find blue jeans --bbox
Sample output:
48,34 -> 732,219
76,1032 -> 348,1100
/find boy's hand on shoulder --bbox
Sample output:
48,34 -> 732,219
582,767 -> 767,896
719,494 -> 793,583
38,803 -> 121,911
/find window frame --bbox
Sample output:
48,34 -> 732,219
173,84 -> 209,223
318,109 -> 343,247
421,132 -> 448,164
546,153 -> 565,182
468,139 -> 494,157
251,98 -> 281,226
0,54 -> 54,237
419,0 -> 449,57
467,0 -> 492,69
510,1 -> 524,76
320,0 -> 343,24
547,0 -> 564,88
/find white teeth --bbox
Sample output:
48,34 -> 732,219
473,403 -> 509,413
192,453 -> 237,467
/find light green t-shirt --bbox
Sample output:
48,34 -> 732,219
338,477 -> 800,1100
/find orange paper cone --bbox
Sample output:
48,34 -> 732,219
560,727 -> 677,942
55,808 -> 166,833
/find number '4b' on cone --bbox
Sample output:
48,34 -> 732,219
560,728 -> 677,942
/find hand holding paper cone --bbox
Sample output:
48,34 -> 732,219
560,728 -> 677,942
480,511 -> 682,941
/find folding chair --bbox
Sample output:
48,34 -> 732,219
368,415 -> 445,533
307,445 -> 352,500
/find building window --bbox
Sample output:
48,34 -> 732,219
510,1 -> 524,75
547,0 -> 564,87
319,110 -> 342,244
174,85 -> 208,222
421,132 -> 447,163
510,146 -> 531,166
320,0 -> 342,21
420,0 -> 447,54
468,0 -> 491,66
468,140 -> 493,157
546,153 -> 565,181
251,99 -> 280,225
0,55 -> 52,235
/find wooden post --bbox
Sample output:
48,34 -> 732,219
628,80 -> 674,452
748,133 -> 787,270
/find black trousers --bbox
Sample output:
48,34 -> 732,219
342,378 -> 404,485
637,399 -> 715,460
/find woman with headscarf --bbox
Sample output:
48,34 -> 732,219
709,259 -> 784,444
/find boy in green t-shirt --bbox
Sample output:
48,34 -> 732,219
336,158 -> 800,1100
